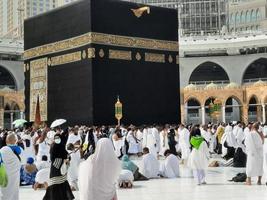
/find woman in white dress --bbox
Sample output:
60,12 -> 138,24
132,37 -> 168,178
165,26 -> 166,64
79,138 -> 121,200
188,131 -> 209,185
245,123 -> 264,185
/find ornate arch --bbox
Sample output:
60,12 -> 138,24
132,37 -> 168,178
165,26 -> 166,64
185,96 -> 201,106
256,9 -> 261,20
0,65 -> 17,90
4,96 -> 24,111
242,57 -> 267,83
223,95 -> 242,106
248,95 -> 260,104
189,61 -> 229,84
245,10 -> 250,22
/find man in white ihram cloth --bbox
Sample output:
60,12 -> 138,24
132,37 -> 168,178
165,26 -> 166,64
79,138 -> 121,200
145,127 -> 158,158
0,134 -> 21,200
160,150 -> 180,178
178,124 -> 190,164
245,123 -> 264,185
140,147 -> 159,178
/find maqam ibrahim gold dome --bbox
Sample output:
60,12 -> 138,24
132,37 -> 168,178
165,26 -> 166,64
205,82 -> 218,90
225,82 -> 240,89
253,80 -> 267,87
184,83 -> 197,91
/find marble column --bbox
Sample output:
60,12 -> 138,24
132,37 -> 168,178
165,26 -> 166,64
20,111 -> 24,119
0,109 -> 4,129
222,106 -> 226,123
242,105 -> 248,124
10,112 -> 14,130
262,104 -> 266,124
201,106 -> 205,125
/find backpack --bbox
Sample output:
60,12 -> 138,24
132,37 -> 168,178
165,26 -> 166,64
0,154 -> 8,187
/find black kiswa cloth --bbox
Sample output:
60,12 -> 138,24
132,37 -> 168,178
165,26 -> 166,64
24,0 -> 180,126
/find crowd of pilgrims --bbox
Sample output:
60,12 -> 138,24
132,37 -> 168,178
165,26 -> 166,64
0,121 -> 266,200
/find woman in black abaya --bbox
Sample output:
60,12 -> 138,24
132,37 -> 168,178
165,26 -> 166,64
43,130 -> 74,200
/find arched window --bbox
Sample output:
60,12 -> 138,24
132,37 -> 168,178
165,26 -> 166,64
225,97 -> 242,122
246,10 -> 250,22
243,58 -> 267,83
256,9 -> 261,20
251,9 -> 256,21
231,13 -> 235,25
235,12 -> 240,24
189,62 -> 229,84
241,11 -> 245,23
0,65 -> 17,90
230,13 -> 234,24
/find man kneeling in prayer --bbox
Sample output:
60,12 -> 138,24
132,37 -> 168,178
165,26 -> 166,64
159,149 -> 180,178
140,147 -> 160,179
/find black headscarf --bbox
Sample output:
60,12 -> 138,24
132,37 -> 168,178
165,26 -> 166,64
50,131 -> 68,161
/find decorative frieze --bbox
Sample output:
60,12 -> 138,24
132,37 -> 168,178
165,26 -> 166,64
50,51 -> 81,66
145,53 -> 165,63
24,32 -> 178,60
109,49 -> 132,60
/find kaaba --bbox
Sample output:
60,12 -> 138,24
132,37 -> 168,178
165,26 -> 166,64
24,0 -> 180,126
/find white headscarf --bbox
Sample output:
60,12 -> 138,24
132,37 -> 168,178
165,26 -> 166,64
79,138 -> 121,200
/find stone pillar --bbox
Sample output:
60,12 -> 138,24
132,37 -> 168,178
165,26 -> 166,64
180,104 -> 185,124
20,111 -> 24,119
0,109 -> 4,129
10,112 -> 14,130
262,104 -> 266,124
257,105 -> 262,122
222,106 -> 226,123
242,105 -> 248,124
201,106 -> 205,125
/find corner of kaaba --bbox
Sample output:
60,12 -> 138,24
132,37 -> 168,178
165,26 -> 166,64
24,0 -> 180,126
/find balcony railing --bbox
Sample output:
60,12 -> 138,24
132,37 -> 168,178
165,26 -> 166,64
243,78 -> 267,84
189,80 -> 230,85
0,85 -> 16,90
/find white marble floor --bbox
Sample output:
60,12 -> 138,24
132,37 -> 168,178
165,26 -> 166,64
20,166 -> 267,200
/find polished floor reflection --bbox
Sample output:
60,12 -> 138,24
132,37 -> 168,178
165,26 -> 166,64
20,164 -> 267,200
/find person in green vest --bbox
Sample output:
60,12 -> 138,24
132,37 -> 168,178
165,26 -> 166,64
188,130 -> 210,185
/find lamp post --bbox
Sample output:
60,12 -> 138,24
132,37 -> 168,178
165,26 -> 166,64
115,96 -> 123,126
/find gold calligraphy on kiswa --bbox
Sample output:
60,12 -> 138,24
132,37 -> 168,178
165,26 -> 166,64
145,53 -> 165,63
30,58 -> 48,122
50,51 -> 81,66
109,50 -> 132,60
24,32 -> 179,60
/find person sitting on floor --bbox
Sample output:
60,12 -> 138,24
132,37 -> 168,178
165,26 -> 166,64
121,155 -> 148,181
20,157 -> 37,186
140,147 -> 159,179
36,155 -> 50,171
159,149 -> 180,178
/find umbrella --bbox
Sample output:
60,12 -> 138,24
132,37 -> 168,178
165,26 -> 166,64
12,119 -> 27,128
50,119 -> 67,128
